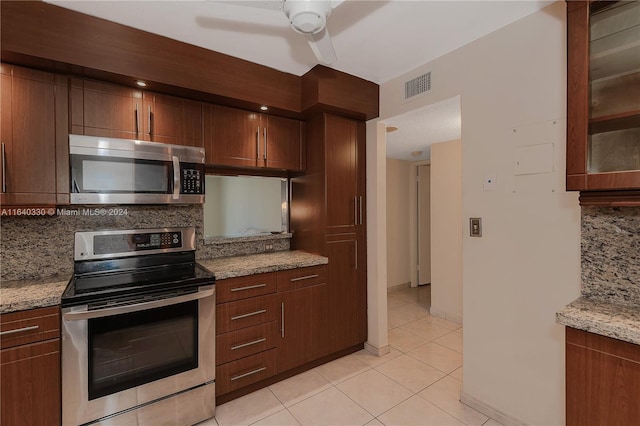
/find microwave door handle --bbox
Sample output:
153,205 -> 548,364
172,155 -> 180,200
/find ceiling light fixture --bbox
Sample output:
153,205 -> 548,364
411,150 -> 423,158
386,125 -> 399,133
135,80 -> 148,88
260,105 -> 269,111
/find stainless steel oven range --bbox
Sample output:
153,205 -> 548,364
61,227 -> 215,426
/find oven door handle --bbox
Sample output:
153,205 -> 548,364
63,286 -> 214,321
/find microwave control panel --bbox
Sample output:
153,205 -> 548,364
181,165 -> 203,194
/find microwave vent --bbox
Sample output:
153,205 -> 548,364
405,72 -> 431,99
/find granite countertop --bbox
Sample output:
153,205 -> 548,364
1,276 -> 69,314
203,233 -> 292,245
556,297 -> 640,346
198,250 -> 328,280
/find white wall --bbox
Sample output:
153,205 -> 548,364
373,2 -> 581,424
386,158 -> 412,289
430,140 -> 463,323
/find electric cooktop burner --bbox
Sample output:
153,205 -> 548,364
61,228 -> 215,307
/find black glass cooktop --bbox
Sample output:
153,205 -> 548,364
61,252 -> 215,307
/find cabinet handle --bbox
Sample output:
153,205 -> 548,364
263,127 -> 267,161
0,325 -> 39,336
290,274 -> 319,282
354,197 -> 358,225
231,337 -> 267,351
135,103 -> 140,135
1,143 -> 6,193
231,309 -> 266,321
281,302 -> 285,338
355,240 -> 358,270
230,366 -> 266,382
230,283 -> 267,292
256,127 -> 260,159
359,196 -> 363,225
147,105 -> 152,135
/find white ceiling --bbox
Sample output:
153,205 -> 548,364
385,95 -> 460,161
47,0 -> 551,160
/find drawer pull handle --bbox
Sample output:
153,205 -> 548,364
230,366 -> 266,381
231,338 -> 267,351
231,309 -> 267,321
0,325 -> 39,336
230,283 -> 267,292
290,274 -> 319,282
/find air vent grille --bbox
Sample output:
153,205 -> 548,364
405,72 -> 431,99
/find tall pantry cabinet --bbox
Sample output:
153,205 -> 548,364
291,113 -> 367,355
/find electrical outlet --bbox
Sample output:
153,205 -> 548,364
265,243 -> 274,251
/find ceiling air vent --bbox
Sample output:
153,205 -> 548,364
404,72 -> 431,99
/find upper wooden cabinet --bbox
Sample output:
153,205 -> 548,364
204,104 -> 304,171
71,79 -> 203,147
566,1 -> 640,196
0,63 -> 69,206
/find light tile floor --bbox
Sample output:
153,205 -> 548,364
202,286 -> 502,426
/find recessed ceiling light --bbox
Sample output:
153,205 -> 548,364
386,125 -> 399,132
411,151 -> 423,157
135,80 -> 148,88
260,105 -> 269,111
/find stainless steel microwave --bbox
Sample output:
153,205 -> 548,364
69,135 -> 205,204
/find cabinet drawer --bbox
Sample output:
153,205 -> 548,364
217,294 -> 278,334
277,265 -> 327,291
216,348 -> 277,396
0,306 -> 60,349
217,321 -> 279,365
216,273 -> 277,304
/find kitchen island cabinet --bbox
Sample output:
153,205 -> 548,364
0,306 -> 61,426
566,0 -> 640,204
203,104 -> 303,171
0,63 -> 69,206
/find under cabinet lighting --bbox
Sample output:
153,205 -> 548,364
135,80 -> 148,88
260,105 -> 268,111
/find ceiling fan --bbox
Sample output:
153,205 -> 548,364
214,0 -> 343,65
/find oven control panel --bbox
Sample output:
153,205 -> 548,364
75,228 -> 196,260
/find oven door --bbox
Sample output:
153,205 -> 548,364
61,286 -> 215,426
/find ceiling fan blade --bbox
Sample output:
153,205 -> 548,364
305,28 -> 336,65
215,1 -> 283,12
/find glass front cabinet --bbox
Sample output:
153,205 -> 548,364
566,1 -> 640,204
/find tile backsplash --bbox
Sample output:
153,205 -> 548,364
581,206 -> 640,307
1,205 -> 203,281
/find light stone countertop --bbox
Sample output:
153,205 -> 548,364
1,276 -> 70,314
556,297 -> 640,346
198,250 -> 328,280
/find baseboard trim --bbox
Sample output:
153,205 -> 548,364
429,307 -> 463,324
387,282 -> 412,292
364,342 -> 390,357
460,391 -> 528,426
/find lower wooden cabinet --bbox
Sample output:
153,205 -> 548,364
215,265 -> 329,402
0,306 -> 61,426
566,327 -> 640,425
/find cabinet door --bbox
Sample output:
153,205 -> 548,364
324,233 -> 366,354
566,327 -> 640,425
1,339 -> 61,426
278,283 -> 328,372
262,115 -> 303,171
76,79 -> 142,140
203,104 -> 259,167
143,92 -> 203,147
0,65 -> 58,205
325,115 -> 358,233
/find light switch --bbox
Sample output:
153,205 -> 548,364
470,218 -> 482,237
